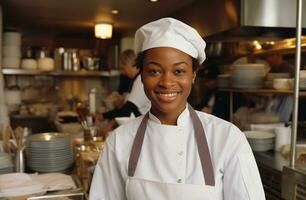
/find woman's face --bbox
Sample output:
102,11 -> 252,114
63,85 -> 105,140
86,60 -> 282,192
141,47 -> 195,117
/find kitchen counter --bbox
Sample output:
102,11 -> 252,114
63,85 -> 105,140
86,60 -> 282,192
254,149 -> 306,172
254,151 -> 288,172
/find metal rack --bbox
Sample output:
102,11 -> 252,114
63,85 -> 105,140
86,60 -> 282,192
282,0 -> 306,199
1,68 -> 120,77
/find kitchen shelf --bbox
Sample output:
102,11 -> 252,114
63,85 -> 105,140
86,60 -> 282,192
219,87 -> 306,122
253,46 -> 306,56
253,37 -> 306,56
1,68 -> 120,77
220,88 -> 306,96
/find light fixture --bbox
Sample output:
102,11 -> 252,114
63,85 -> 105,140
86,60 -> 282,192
95,23 -> 113,39
111,9 -> 119,14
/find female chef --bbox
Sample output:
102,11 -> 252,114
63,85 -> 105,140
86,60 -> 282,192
89,18 -> 265,200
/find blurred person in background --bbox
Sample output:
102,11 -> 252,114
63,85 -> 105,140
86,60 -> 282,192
98,49 -> 151,137
265,54 -> 294,123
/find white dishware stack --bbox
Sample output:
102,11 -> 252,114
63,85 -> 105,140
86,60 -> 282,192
244,130 -> 275,152
217,74 -> 231,88
231,64 -> 266,89
26,132 -> 74,172
300,70 -> 306,90
0,152 -> 14,174
2,32 -> 22,69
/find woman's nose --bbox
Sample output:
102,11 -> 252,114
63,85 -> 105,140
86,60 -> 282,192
158,73 -> 174,87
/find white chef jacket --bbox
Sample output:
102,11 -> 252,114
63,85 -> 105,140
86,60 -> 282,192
89,106 -> 265,200
125,75 -> 151,115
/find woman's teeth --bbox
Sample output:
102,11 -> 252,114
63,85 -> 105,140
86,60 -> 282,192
158,93 -> 177,96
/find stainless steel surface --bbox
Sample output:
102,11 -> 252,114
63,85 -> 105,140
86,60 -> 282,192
282,166 -> 306,200
290,0 -> 303,168
15,149 -> 25,172
27,175 -> 85,200
2,68 -> 120,77
241,0 -> 306,28
254,151 -> 288,172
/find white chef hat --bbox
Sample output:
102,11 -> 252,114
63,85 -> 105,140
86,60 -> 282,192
134,17 -> 206,64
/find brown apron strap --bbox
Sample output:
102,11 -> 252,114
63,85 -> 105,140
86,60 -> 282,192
128,105 -> 215,186
128,113 -> 149,176
188,104 -> 215,186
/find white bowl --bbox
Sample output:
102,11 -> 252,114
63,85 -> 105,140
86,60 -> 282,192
273,78 -> 293,90
244,131 -> 275,152
300,70 -> 306,78
21,58 -> 37,70
37,57 -> 54,71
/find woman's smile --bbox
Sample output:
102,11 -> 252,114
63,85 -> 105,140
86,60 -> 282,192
155,91 -> 180,102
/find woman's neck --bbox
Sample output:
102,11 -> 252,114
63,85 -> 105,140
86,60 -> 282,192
151,106 -> 186,125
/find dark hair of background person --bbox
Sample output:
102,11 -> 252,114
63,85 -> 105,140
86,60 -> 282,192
117,49 -> 137,94
103,50 -> 141,119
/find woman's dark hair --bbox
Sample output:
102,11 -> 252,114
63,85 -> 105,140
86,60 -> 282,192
135,50 -> 201,72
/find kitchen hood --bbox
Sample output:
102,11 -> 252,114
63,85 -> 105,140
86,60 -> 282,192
241,0 -> 306,28
173,0 -> 306,39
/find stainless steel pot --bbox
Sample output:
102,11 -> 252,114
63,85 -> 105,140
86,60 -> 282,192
81,57 -> 100,71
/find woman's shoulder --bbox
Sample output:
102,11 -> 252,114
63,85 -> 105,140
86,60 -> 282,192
195,110 -> 244,139
105,115 -> 144,155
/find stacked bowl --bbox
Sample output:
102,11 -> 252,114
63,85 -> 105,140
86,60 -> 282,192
300,70 -> 306,90
2,32 -> 22,69
231,64 -> 266,89
244,131 -> 275,152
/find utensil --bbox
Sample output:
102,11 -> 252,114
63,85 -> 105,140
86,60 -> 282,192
15,149 -> 25,172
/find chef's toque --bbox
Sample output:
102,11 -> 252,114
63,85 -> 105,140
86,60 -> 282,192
134,17 -> 206,64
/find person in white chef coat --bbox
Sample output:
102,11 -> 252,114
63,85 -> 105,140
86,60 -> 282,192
89,18 -> 265,200
99,49 -> 151,136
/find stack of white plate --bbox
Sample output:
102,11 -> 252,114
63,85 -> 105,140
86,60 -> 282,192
2,32 -> 22,69
231,64 -> 265,89
0,153 -> 14,174
300,70 -> 306,90
217,74 -> 231,88
244,131 -> 275,152
26,133 -> 73,172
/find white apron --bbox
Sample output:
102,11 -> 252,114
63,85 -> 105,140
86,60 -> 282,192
125,105 -> 217,200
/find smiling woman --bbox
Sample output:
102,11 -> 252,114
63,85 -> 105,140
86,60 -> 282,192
89,18 -> 265,200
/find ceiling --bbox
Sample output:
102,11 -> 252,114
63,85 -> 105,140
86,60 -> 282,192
0,0 -> 195,37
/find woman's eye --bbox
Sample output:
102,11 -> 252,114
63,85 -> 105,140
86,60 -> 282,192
147,69 -> 160,76
174,69 -> 185,75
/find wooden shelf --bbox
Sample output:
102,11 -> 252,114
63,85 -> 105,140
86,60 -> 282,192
219,88 -> 306,96
1,68 -> 120,77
